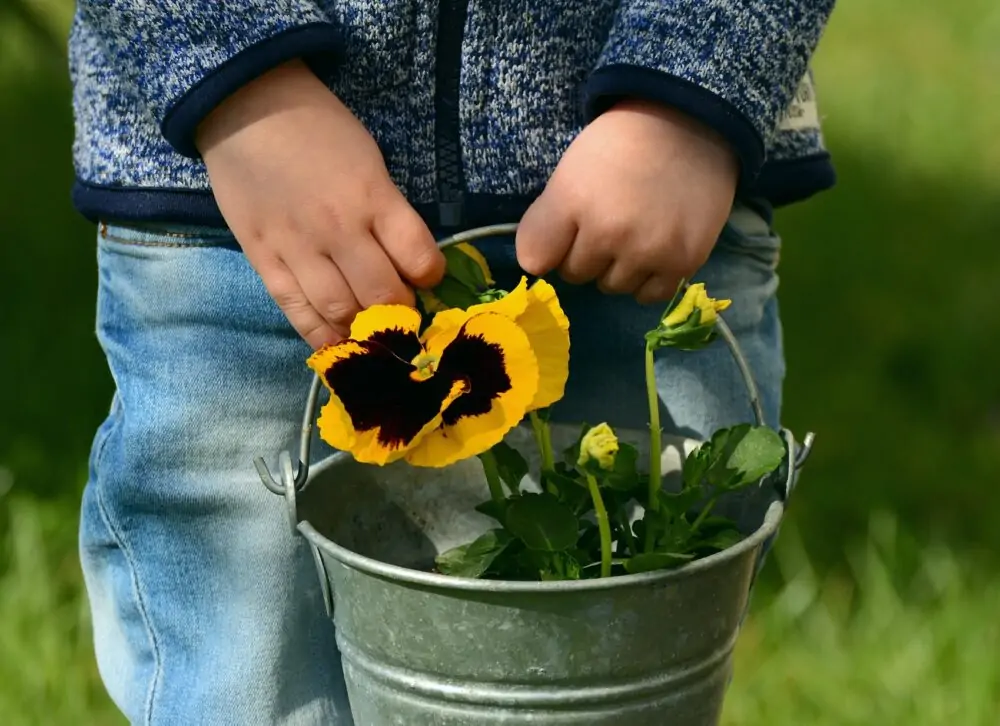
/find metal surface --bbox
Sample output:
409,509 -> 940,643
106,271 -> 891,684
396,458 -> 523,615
257,223 -> 816,725
295,424 -> 788,725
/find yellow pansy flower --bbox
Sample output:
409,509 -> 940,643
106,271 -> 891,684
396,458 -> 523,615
424,276 -> 570,411
661,283 -> 732,328
577,423 -> 619,471
307,303 -> 540,468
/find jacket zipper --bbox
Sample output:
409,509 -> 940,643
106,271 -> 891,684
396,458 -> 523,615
435,0 -> 469,229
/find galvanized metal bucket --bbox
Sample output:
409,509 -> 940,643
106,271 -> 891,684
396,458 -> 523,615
257,224 -> 814,725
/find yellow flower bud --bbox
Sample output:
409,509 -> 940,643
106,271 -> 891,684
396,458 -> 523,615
661,283 -> 732,328
578,423 -> 619,471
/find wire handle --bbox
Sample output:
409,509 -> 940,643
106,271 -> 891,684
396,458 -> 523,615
255,223 -> 814,528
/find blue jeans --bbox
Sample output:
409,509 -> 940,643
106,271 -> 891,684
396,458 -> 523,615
80,204 -> 784,725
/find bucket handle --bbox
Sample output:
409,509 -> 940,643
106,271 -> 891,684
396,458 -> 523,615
255,222 -> 815,529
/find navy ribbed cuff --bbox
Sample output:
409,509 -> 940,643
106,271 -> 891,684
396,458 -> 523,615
583,64 -> 765,189
161,23 -> 343,159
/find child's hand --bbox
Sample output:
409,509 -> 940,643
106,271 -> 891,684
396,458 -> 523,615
515,100 -> 740,304
197,60 -> 445,349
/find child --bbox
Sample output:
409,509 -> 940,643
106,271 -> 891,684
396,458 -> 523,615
70,2 -> 836,723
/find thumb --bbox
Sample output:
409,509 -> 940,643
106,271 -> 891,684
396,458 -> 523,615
515,190 -> 577,277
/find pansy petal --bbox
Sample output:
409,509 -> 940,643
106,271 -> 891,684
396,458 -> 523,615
316,394 -> 425,466
349,304 -> 422,343
519,279 -> 570,410
416,288 -> 449,314
315,392 -> 362,455
306,340 -> 369,389
423,277 -> 529,347
422,276 -> 533,344
407,312 -> 538,468
662,284 -> 701,327
421,307 -> 470,343
468,276 -> 530,318
319,377 -> 469,466
312,333 -> 459,464
425,277 -> 569,411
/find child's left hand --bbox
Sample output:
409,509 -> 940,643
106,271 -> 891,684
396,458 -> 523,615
515,99 -> 740,304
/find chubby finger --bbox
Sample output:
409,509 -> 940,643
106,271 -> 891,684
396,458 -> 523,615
330,231 -> 416,309
557,225 -> 613,285
634,274 -> 683,306
372,200 -> 446,289
597,259 -> 651,296
257,257 -> 343,349
515,191 -> 577,277
292,252 -> 363,340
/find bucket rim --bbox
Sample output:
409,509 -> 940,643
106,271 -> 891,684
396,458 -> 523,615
297,498 -> 783,594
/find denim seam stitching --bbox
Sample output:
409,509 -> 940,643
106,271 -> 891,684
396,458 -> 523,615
99,221 -> 234,246
101,234 -> 230,249
89,394 -> 120,474
100,219 -> 231,240
92,466 -> 163,726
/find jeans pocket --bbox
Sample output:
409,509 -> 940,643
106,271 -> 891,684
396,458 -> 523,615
716,201 -> 782,272
99,220 -> 239,249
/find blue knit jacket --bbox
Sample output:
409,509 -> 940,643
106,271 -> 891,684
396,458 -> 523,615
69,1 -> 837,230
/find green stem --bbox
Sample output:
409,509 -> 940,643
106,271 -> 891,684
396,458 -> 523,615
644,343 -> 661,553
529,411 -> 555,472
479,449 -> 507,507
585,473 -> 613,578
690,494 -> 719,534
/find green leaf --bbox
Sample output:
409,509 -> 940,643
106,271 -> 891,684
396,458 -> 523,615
430,276 -> 482,310
475,288 -> 508,304
602,488 -> 636,518
624,551 -> 695,574
543,469 -> 591,514
656,486 -> 705,517
644,313 -> 718,351
695,515 -> 742,537
681,438 -> 715,490
490,441 -> 529,493
569,546 -> 596,568
511,549 -> 581,581
540,551 -> 582,581
720,425 -> 785,487
474,499 -> 506,523
562,423 -> 590,468
553,461 -> 578,478
575,520 -> 602,554
694,527 -> 744,553
505,492 -> 580,552
484,538 -> 529,580
683,424 -> 785,491
443,245 -> 489,290
435,529 -> 513,578
636,508 -> 672,550
605,442 -> 640,491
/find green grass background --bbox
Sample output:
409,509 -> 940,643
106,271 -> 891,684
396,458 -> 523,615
2,1 -> 999,723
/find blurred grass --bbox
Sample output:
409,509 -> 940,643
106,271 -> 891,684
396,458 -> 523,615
773,0 -> 1000,569
2,0 -> 999,723
723,517 -> 1000,726
0,496 -> 124,725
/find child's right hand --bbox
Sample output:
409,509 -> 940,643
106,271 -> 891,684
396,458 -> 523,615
196,60 -> 445,349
